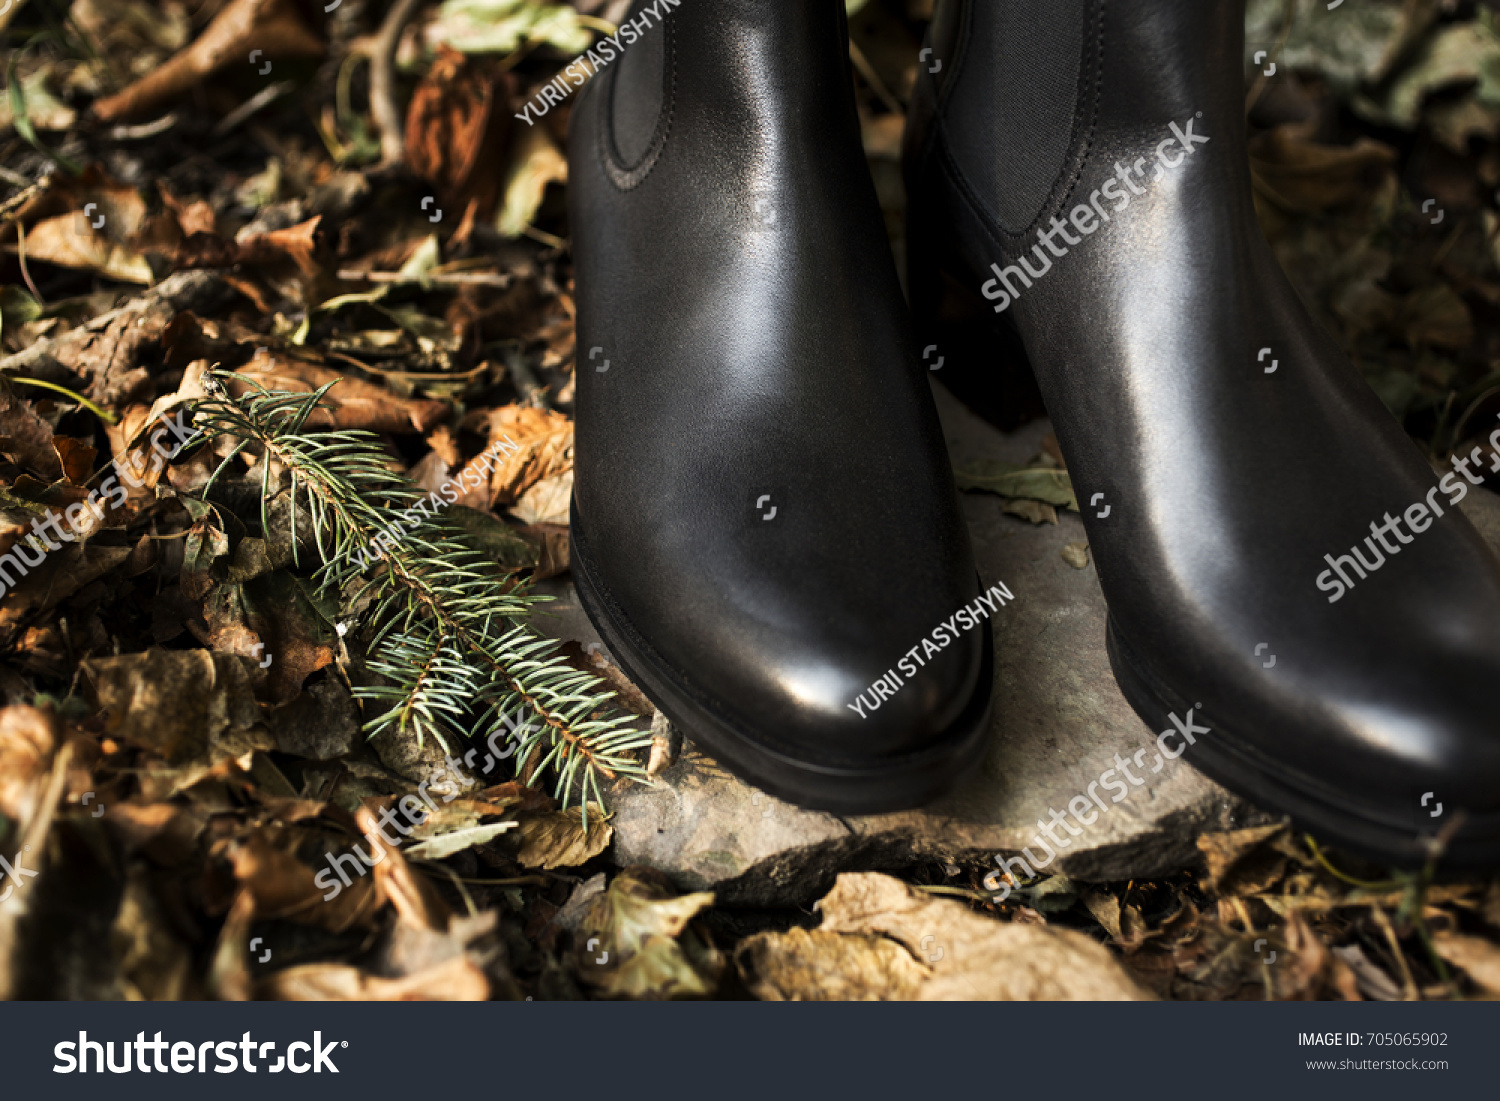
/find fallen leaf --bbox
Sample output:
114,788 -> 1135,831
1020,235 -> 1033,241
215,827 -> 379,933
740,928 -> 926,1000
1249,125 -> 1398,215
1197,824 -> 1293,896
263,954 -> 491,1000
514,805 -> 611,869
510,469 -> 572,524
575,869 -> 720,999
0,270 -> 230,411
497,123 -> 567,238
0,392 -> 63,480
81,648 -> 272,769
403,821 -> 517,862
92,0 -> 324,123
738,873 -> 1151,1001
1061,541 -> 1090,569
468,404 -> 573,507
1433,931 -> 1500,994
955,460 -> 1078,510
234,360 -> 448,433
19,216 -> 154,284
0,703 -> 57,825
405,45 -> 514,221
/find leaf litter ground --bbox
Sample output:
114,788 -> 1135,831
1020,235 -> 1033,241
0,0 -> 1495,1000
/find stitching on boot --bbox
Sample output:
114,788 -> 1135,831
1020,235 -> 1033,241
599,13 -> 677,192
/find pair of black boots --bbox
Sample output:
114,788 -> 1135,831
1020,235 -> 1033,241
564,0 -> 1500,869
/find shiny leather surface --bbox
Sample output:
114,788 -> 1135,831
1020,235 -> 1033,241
567,0 -> 988,799
908,0 -> 1500,863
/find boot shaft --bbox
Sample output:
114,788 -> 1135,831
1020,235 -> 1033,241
918,0 -> 1251,238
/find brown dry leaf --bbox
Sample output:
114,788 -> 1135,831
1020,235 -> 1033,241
215,827 -> 379,934
264,954 -> 490,1001
510,470 -> 572,524
1001,498 -> 1058,525
13,174 -> 157,283
1433,931 -> 1500,994
1060,541 -> 1090,569
739,873 -> 1152,1001
51,438 -> 97,485
1249,124 -> 1398,215
0,393 -> 63,480
159,186 -> 218,237
358,805 -> 451,935
402,822 -> 517,862
21,216 -> 154,284
204,570 -> 338,705
472,404 -> 573,507
101,403 -> 187,507
235,361 -> 447,434
0,544 -> 134,646
0,704 -> 58,825
235,216 -> 323,279
514,806 -> 612,870
1084,890 -> 1123,939
521,522 -> 570,580
0,270 -> 229,411
104,802 -> 208,867
112,870 -> 197,1000
0,738 -> 74,999
739,928 -> 927,1000
208,888 -> 256,1001
92,0 -> 324,123
81,648 -> 272,768
1197,823 -> 1292,896
405,45 -> 514,221
576,869 -> 720,1000
497,123 -> 568,238
1398,284 -> 1474,352
1274,909 -> 1362,1001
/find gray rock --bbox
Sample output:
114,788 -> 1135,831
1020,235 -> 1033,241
535,386 -> 1500,906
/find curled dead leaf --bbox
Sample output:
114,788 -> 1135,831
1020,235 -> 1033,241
738,873 -> 1151,1001
92,0 -> 324,123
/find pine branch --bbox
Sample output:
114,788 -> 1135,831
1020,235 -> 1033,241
189,371 -> 651,814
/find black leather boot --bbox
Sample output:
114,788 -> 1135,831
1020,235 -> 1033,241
907,0 -> 1500,867
566,0 -> 993,812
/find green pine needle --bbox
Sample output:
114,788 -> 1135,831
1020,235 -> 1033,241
190,370 -> 651,818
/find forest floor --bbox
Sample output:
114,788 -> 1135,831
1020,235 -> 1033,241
0,0 -> 1496,1000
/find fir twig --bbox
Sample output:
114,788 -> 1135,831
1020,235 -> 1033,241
189,371 -> 651,815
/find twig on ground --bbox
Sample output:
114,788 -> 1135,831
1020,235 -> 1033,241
16,222 -> 42,305
371,0 -> 426,167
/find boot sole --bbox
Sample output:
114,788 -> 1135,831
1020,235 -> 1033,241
1105,615 -> 1500,869
569,500 -> 995,814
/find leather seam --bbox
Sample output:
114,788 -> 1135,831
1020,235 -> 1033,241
936,0 -> 1107,251
598,13 -> 677,192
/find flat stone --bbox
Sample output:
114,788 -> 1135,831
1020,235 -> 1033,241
535,385 -> 1500,906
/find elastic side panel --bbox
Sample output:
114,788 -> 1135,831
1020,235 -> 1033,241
945,0 -> 1089,235
610,0 -> 668,168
